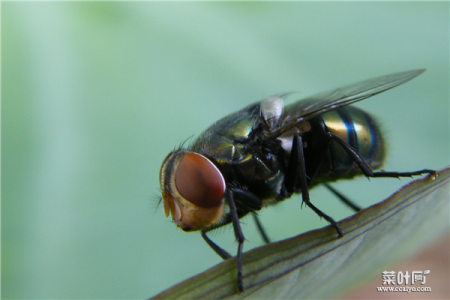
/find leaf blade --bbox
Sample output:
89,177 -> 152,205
151,167 -> 449,299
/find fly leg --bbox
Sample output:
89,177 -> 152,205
201,189 -> 247,292
201,231 -> 231,260
200,187 -> 263,292
252,212 -> 270,244
233,188 -> 270,244
328,133 -> 437,179
285,133 -> 344,237
227,189 -> 245,293
323,183 -> 362,212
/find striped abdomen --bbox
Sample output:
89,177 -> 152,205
316,106 -> 385,181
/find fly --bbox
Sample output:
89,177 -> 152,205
159,69 -> 436,293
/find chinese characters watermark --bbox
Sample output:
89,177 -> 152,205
377,270 -> 431,293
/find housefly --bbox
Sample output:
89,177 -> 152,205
159,69 -> 436,292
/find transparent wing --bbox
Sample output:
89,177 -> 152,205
263,69 -> 425,140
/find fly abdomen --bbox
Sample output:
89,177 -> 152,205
319,106 -> 385,178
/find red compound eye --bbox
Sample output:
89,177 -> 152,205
175,153 -> 225,208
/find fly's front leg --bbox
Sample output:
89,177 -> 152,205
201,231 -> 231,260
201,188 -> 253,293
328,133 -> 437,179
285,133 -> 343,237
227,189 -> 245,293
232,188 -> 270,244
252,212 -> 270,244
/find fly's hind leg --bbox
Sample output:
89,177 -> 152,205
285,133 -> 344,237
327,133 -> 437,179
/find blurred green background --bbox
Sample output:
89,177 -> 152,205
3,2 -> 448,299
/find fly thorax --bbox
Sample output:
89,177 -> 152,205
276,121 -> 311,154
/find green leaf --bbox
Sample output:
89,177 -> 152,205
151,167 -> 449,299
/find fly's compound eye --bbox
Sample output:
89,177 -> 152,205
175,153 -> 225,208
